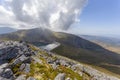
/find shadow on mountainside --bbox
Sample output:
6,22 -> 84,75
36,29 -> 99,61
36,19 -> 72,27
0,28 -> 120,75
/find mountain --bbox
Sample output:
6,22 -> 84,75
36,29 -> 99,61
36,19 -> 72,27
0,28 -> 120,77
0,27 -> 17,34
0,41 -> 119,80
80,35 -> 120,47
80,35 -> 120,54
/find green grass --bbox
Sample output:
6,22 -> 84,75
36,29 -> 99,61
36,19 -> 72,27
29,62 -> 82,80
28,54 -> 83,80
99,64 -> 120,75
12,63 -> 23,76
52,44 -> 120,76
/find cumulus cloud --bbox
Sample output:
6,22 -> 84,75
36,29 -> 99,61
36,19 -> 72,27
0,0 -> 87,30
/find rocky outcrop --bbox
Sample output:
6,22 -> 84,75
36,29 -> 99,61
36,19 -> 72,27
15,75 -> 26,80
27,77 -> 36,80
0,41 -> 36,80
0,41 -> 119,80
42,50 -> 120,80
54,73 -> 66,80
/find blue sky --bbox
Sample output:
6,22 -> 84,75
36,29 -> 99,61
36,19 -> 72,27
69,0 -> 120,36
0,0 -> 120,37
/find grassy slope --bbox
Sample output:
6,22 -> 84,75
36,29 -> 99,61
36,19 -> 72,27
52,44 -> 120,76
0,28 -> 120,77
91,41 -> 120,54
80,35 -> 120,54
11,45 -> 84,80
30,46 -> 87,80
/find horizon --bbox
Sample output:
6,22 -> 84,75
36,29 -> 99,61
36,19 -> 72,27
0,0 -> 120,79
0,26 -> 120,39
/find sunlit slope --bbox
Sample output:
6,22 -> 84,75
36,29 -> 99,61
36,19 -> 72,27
0,28 -> 120,75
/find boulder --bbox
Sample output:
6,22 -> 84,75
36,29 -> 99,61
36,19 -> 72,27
19,55 -> 28,62
19,63 -> 26,71
24,64 -> 30,73
51,63 -> 58,70
0,63 -> 8,74
54,73 -> 66,80
15,75 -> 26,80
27,77 -> 36,80
1,68 -> 13,79
65,77 -> 71,80
59,60 -> 69,67
0,77 -> 12,80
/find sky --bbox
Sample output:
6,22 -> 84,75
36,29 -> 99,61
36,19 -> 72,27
0,0 -> 86,30
68,0 -> 120,36
0,0 -> 120,37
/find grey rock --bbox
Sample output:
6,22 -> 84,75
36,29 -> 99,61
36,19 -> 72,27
47,57 -> 54,64
24,64 -> 30,73
12,55 -> 29,65
19,63 -> 26,71
71,65 -> 77,71
12,58 -> 21,65
15,75 -> 26,80
0,77 -> 12,80
31,56 -> 42,64
27,77 -> 36,80
65,77 -> 71,80
0,63 -> 8,69
51,63 -> 58,70
55,59 -> 61,65
1,68 -> 13,79
59,60 -> 69,67
19,55 -> 28,62
54,73 -> 66,80
0,63 -> 8,74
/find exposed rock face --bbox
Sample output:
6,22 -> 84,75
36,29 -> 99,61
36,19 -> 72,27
1,68 -> 13,78
24,64 -> 30,73
43,50 -> 120,80
0,41 -> 36,80
19,63 -> 26,71
15,75 -> 26,80
54,73 -> 66,80
0,41 -> 119,80
27,77 -> 36,80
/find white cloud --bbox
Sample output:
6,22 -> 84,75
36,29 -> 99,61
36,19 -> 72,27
0,5 -> 15,27
0,0 -> 87,30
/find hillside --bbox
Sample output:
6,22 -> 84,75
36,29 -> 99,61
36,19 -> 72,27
0,41 -> 83,80
0,41 -> 119,80
0,28 -> 120,76
80,35 -> 120,54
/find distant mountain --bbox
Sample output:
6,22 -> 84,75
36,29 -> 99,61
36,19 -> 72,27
0,27 -> 17,34
0,28 -> 109,51
0,28 -> 120,76
80,35 -> 120,46
80,35 -> 120,54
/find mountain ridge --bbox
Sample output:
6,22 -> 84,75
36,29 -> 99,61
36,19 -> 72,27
0,41 -> 119,80
0,28 -> 120,76
80,35 -> 120,54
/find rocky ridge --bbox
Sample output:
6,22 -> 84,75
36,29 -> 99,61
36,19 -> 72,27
0,41 -> 119,80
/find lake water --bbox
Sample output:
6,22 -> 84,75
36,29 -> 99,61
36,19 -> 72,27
31,42 -> 60,51
31,42 -> 49,47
